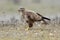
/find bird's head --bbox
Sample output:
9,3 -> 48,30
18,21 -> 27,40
18,8 -> 25,13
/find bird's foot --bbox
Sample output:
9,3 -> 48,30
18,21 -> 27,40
25,27 -> 29,31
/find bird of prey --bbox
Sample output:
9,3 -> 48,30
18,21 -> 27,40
18,8 -> 51,30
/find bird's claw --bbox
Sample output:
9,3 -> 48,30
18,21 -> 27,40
25,27 -> 29,31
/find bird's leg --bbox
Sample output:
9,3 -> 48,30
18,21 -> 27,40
25,26 -> 30,31
25,21 -> 33,31
25,20 -> 29,30
28,22 -> 33,30
29,22 -> 33,28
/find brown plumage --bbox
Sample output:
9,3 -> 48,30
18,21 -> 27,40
18,8 -> 51,29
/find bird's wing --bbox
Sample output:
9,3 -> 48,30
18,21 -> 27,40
26,11 -> 42,20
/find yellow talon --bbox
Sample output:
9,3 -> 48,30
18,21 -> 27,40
25,27 -> 29,31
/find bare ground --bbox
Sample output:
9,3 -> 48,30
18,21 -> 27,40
0,23 -> 60,40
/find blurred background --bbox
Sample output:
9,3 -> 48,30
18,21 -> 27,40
0,0 -> 60,16
0,0 -> 60,22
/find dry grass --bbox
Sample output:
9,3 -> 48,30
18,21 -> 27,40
0,25 -> 60,40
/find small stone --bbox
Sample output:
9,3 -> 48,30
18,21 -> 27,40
35,33 -> 38,35
49,33 -> 53,36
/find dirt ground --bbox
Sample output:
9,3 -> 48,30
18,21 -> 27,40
0,23 -> 60,40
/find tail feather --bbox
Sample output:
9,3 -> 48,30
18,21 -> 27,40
36,13 -> 42,16
36,13 -> 51,21
42,17 -> 51,21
